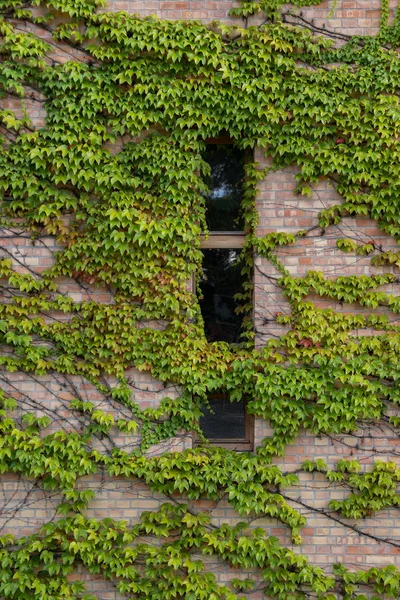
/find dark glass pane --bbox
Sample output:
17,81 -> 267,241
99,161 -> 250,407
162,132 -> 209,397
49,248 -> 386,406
200,397 -> 246,439
203,145 -> 245,232
199,248 -> 244,343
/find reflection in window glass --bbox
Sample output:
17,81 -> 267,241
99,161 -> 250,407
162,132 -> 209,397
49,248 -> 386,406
200,396 -> 246,439
199,248 -> 244,343
203,145 -> 245,232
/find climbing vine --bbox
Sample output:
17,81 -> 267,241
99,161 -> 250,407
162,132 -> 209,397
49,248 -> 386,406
1,0 -> 400,597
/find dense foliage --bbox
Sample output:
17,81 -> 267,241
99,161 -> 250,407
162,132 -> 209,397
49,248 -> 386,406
1,0 -> 400,597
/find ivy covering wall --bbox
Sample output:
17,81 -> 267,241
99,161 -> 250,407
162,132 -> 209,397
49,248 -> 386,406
1,0 -> 400,597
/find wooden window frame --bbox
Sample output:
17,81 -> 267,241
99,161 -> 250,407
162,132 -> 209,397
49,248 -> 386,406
194,394 -> 254,452
200,232 -> 245,249
201,135 -> 248,245
193,138 -> 254,452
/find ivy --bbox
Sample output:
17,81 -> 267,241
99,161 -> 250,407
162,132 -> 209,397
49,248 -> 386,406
303,459 -> 400,519
1,0 -> 400,597
1,505 -> 399,600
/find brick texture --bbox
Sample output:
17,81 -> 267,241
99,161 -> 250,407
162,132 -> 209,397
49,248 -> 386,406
105,0 -> 388,33
1,1 -> 400,597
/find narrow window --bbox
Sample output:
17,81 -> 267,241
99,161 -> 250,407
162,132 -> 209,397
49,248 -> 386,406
195,140 -> 253,451
199,394 -> 253,451
199,143 -> 247,344
199,247 -> 244,343
203,144 -> 245,233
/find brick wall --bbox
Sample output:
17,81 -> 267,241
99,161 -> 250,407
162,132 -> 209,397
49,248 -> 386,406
105,0 -> 387,34
105,0 -> 241,22
1,1 -> 400,597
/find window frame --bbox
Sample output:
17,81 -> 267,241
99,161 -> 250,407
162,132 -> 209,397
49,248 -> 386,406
193,137 -> 254,451
201,135 -> 247,249
195,393 -> 254,451
200,232 -> 245,249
